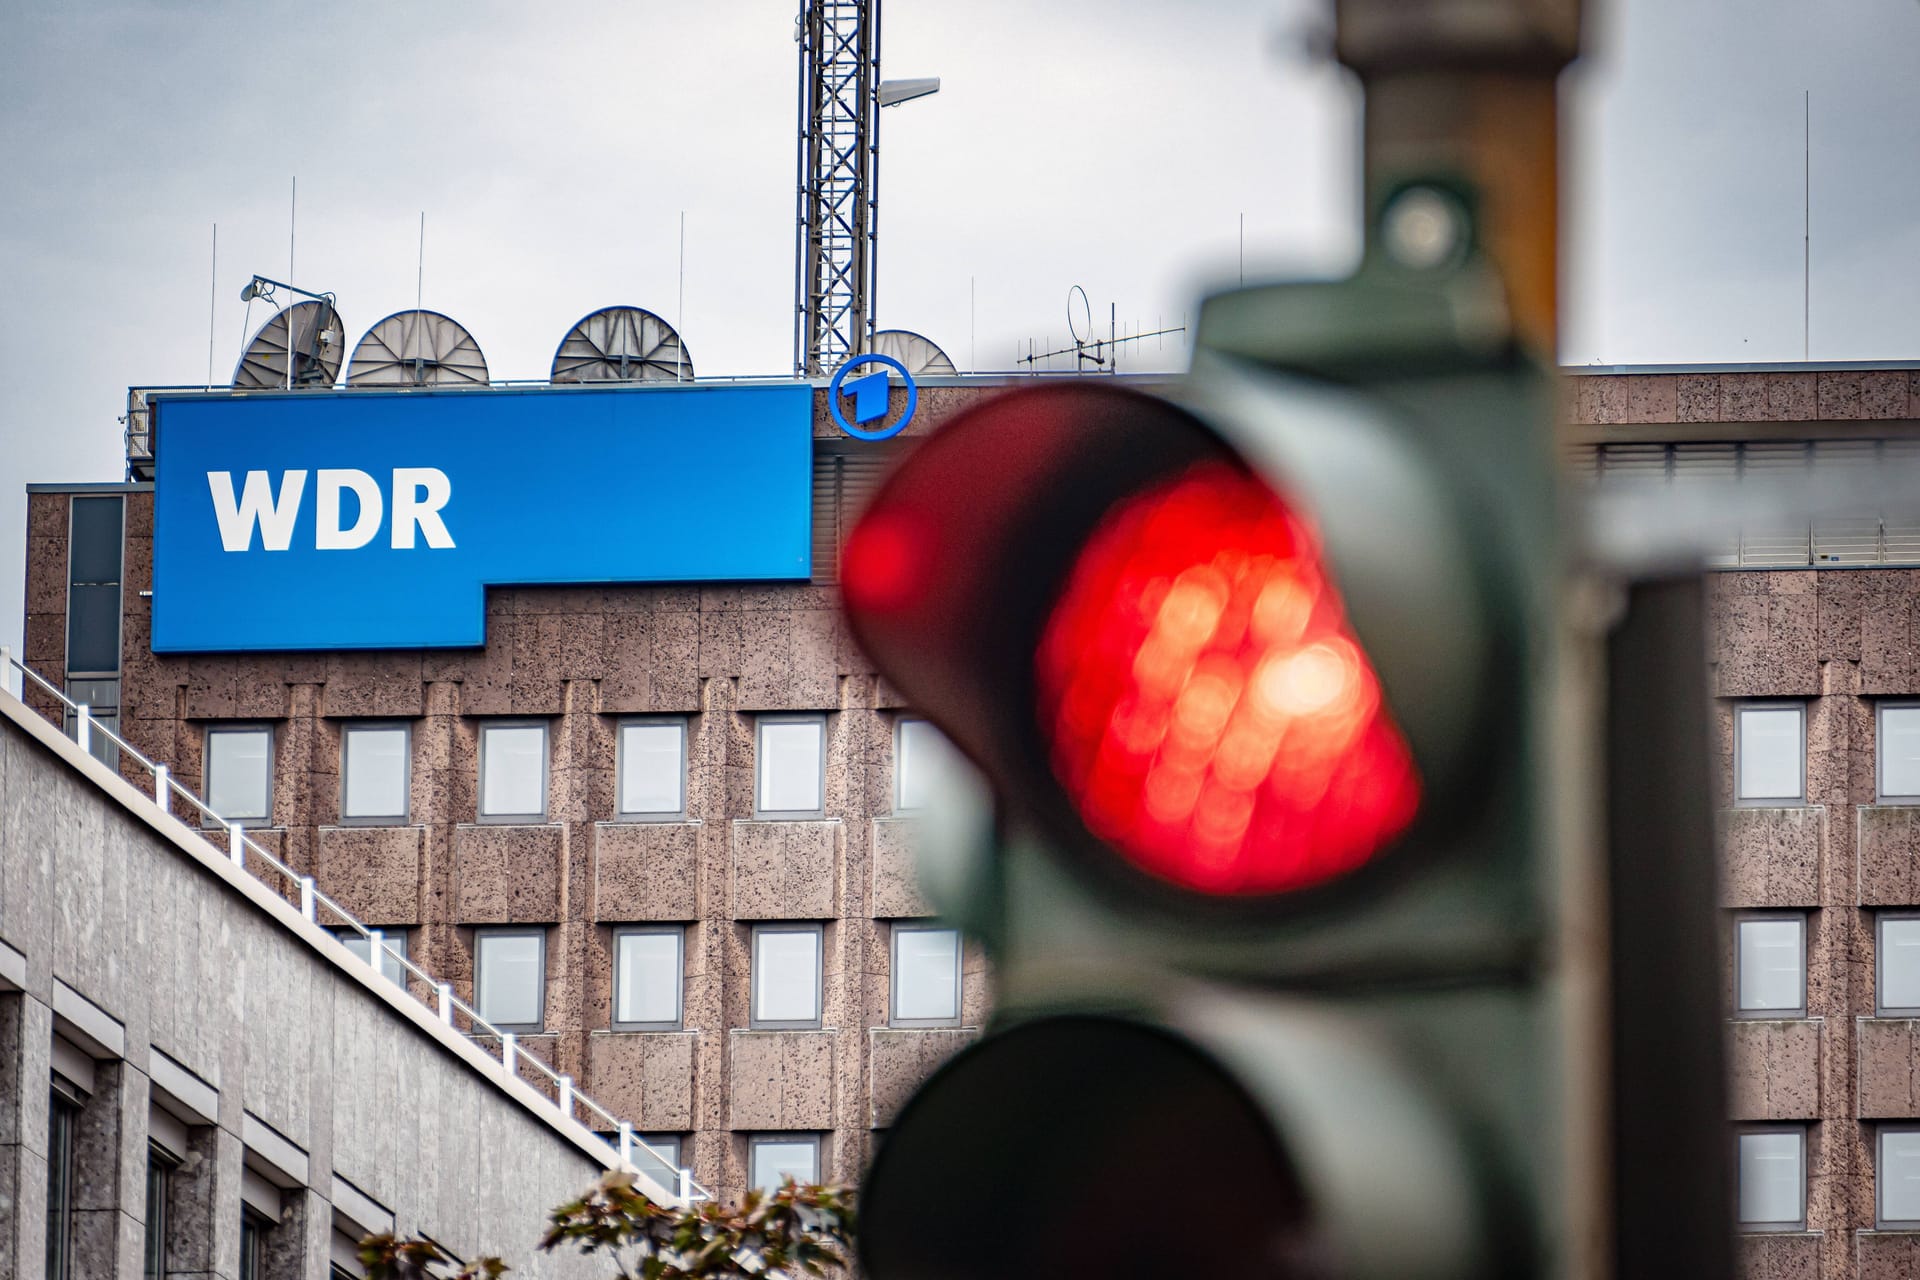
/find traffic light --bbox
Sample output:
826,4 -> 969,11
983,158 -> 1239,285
843,189 -> 1592,1280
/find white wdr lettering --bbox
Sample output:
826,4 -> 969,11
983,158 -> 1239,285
208,470 -> 307,552
206,468 -> 456,551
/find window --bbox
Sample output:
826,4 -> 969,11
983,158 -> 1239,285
756,716 -> 825,817
239,1210 -> 268,1280
613,927 -> 684,1030
475,929 -> 545,1031
618,720 -> 687,818
632,1134 -> 685,1195
337,928 -> 409,986
750,924 -> 823,1029
1881,704 -> 1920,803
749,1135 -> 820,1193
66,494 -> 124,679
144,1144 -> 175,1280
1737,1128 -> 1806,1230
1882,1127 -> 1920,1227
640,1134 -> 683,1170
206,726 -> 273,825
46,1091 -> 76,1280
479,723 -> 547,821
1735,704 -> 1805,805
891,924 -> 962,1027
1880,914 -> 1920,1016
342,724 -> 411,823
1734,915 -> 1806,1018
895,718 -> 962,813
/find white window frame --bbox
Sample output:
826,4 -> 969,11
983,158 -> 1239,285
1882,1125 -> 1920,1229
754,714 -> 827,819
747,1133 -> 821,1193
340,722 -> 412,825
335,927 -> 409,987
478,721 -> 549,823
611,926 -> 685,1031
1733,702 -> 1806,807
889,923 -> 963,1028
749,923 -> 824,1030
1879,702 -> 1920,804
1736,1125 -> 1807,1232
474,927 -> 546,1033
1879,912 -> 1920,1018
1733,913 -> 1807,1020
616,718 -> 688,820
204,724 -> 274,826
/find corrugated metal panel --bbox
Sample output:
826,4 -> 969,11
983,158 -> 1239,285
809,450 -> 894,584
1671,445 -> 1740,565
1810,441 -> 1881,565
1738,441 -> 1811,566
1883,439 -> 1920,564
1597,444 -> 1669,483
1563,445 -> 1598,485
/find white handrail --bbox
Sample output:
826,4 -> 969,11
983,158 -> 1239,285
0,647 -> 708,1201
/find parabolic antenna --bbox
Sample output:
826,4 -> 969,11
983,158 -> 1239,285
347,310 -> 489,386
869,329 -> 957,377
233,300 -> 345,389
551,306 -> 695,382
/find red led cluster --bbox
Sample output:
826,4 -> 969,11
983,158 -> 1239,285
1034,461 -> 1421,896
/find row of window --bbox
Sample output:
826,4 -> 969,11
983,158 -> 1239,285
347,921 -> 965,1033
205,715 -> 955,826
1739,1125 -> 1920,1231
1733,701 -> 1920,805
1733,912 -> 1920,1018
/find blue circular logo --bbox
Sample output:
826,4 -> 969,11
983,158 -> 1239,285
828,354 -> 917,441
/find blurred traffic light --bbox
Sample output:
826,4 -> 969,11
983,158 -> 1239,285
843,207 -> 1588,1279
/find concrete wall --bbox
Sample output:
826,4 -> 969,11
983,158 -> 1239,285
0,691 -> 629,1279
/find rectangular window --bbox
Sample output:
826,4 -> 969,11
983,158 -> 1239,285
342,724 -> 411,823
631,1134 -> 685,1194
144,1145 -> 174,1280
1883,1128 -> 1920,1227
1737,1128 -> 1806,1230
618,721 -> 687,818
1881,704 -> 1920,803
66,493 -> 124,678
640,1134 -> 683,1171
756,716 -> 825,817
613,927 -> 684,1030
1735,915 -> 1806,1018
239,1211 -> 267,1280
1881,914 -> 1920,1016
479,723 -> 548,821
206,726 -> 273,825
337,928 -> 409,986
891,924 -> 962,1027
895,718 -> 959,813
46,1092 -> 76,1280
474,929 -> 545,1031
750,924 -> 823,1029
1735,704 -> 1805,805
749,1135 -> 820,1193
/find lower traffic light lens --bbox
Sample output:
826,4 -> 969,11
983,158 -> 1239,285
1035,461 -> 1420,896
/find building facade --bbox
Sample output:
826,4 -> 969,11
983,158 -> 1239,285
19,379 -> 1007,1207
0,678 -> 641,1280
1567,363 -> 1920,1279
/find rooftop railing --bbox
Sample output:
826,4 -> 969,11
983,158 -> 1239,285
0,646 -> 706,1204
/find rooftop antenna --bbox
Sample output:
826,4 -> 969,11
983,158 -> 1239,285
1016,285 -> 1187,374
207,223 -> 218,389
417,211 -> 426,314
551,306 -> 696,382
793,0 -> 941,375
348,310 -> 488,386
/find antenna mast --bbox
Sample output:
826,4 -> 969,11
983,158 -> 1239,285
794,0 -> 880,376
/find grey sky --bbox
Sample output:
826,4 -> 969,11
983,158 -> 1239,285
2,0 -> 1918,654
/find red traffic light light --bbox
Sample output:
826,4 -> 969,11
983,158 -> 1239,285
1035,460 -> 1421,895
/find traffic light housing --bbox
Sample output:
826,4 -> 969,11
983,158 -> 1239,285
845,208 -> 1582,1280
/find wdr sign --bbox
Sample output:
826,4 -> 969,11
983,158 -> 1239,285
151,385 -> 813,653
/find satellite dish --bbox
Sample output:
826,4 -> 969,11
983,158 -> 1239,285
347,310 -> 489,386
550,306 -> 695,382
233,300 -> 345,389
869,329 -> 957,377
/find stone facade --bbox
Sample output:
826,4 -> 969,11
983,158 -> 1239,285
1572,365 -> 1920,1280
0,680 -> 624,1279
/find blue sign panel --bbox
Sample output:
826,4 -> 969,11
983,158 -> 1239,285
151,384 -> 814,652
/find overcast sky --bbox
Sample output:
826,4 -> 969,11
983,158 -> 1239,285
3,0 -> 1918,654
